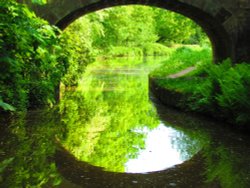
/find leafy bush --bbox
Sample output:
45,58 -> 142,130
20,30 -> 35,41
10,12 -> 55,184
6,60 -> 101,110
143,43 -> 173,56
187,60 -> 250,126
156,57 -> 250,128
60,18 -> 95,86
209,61 -> 250,126
150,45 -> 250,128
105,46 -> 143,57
0,0 -> 67,111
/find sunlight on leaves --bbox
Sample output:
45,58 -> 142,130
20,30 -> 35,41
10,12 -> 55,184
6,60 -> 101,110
32,0 -> 47,5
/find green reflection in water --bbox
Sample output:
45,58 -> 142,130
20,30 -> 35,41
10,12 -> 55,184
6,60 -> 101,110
60,57 -> 204,173
1,58 -> 250,187
0,110 -> 63,187
203,138 -> 250,188
156,105 -> 250,188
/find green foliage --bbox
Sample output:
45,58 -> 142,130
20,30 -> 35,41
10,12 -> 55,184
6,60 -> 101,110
94,6 -> 158,49
186,78 -> 214,113
150,46 -> 212,77
67,5 -> 209,58
208,61 -> 250,125
150,46 -> 213,112
98,43 -> 173,58
105,46 -> 143,57
0,97 -> 16,112
153,54 -> 250,127
0,3 -> 210,112
188,26 -> 210,46
154,9 -> 204,45
60,5 -> 211,91
31,0 -> 47,5
184,59 -> 250,126
0,158 -> 14,173
0,0 -> 66,111
61,17 -> 95,86
143,43 -> 174,56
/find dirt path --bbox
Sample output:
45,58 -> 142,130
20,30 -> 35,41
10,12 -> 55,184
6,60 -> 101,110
167,66 -> 196,78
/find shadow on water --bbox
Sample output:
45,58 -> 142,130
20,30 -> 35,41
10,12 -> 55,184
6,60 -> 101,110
55,143 -> 207,188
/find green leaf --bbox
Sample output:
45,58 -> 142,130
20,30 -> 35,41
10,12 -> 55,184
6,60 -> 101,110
0,100 -> 16,111
31,0 -> 47,5
0,157 -> 14,173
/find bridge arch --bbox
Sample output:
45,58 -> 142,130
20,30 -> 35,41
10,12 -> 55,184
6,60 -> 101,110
21,0 -> 238,63
57,0 -> 232,63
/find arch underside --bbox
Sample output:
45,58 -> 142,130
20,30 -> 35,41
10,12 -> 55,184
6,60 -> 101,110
45,0 -> 234,63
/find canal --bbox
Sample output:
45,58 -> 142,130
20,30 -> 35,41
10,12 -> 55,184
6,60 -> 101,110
1,57 -> 250,188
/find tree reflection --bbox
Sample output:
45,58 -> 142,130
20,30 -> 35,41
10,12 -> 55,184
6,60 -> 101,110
155,104 -> 250,188
203,140 -> 250,188
2,57 -> 250,187
0,110 -> 62,187
60,59 -> 160,172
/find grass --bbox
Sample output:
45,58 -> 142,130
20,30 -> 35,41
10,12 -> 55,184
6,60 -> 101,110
150,46 -> 212,78
155,77 -> 205,93
150,45 -> 212,94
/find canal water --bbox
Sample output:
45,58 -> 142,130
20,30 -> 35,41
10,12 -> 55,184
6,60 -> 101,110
1,57 -> 250,188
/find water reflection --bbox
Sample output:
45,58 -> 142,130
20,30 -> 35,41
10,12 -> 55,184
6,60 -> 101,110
125,122 -> 208,173
59,58 -> 161,173
154,101 -> 250,188
1,57 -> 250,187
125,124 -> 184,173
0,111 -> 62,187
59,57 -> 205,173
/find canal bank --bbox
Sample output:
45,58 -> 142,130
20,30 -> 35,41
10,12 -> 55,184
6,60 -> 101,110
149,75 -> 250,132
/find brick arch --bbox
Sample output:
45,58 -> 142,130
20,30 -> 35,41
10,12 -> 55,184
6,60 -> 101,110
20,0 -> 250,63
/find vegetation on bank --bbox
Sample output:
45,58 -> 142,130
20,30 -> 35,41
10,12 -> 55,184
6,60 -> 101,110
151,54 -> 250,128
2,1 -> 250,129
0,1 -> 207,112
150,46 -> 212,78
63,5 -> 208,58
60,5 -> 208,84
0,0 -> 68,111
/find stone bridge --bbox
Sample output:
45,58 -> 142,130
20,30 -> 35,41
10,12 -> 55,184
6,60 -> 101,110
19,0 -> 250,64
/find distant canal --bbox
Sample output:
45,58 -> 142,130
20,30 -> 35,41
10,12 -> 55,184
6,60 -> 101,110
1,57 -> 250,188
